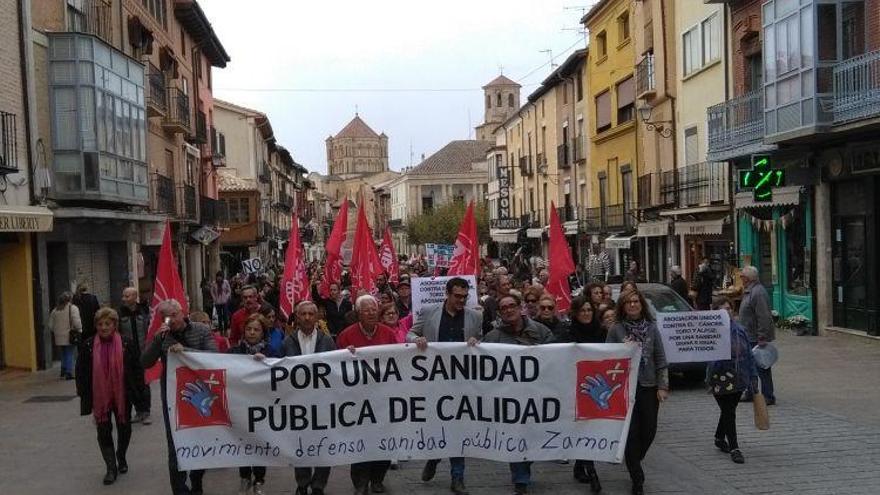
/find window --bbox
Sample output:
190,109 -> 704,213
774,13 -> 800,74
226,197 -> 250,224
508,93 -> 515,107
841,2 -> 865,60
185,151 -> 195,184
596,31 -> 607,59
684,126 -> 699,165
576,71 -> 584,101
702,14 -> 720,64
683,26 -> 700,76
497,92 -> 502,106
422,196 -> 434,213
786,205 -> 808,295
180,28 -> 186,59
616,76 -> 635,124
596,90 -> 611,133
141,0 -> 167,29
622,168 -> 633,212
618,12 -> 630,44
486,94 -> 491,109
746,53 -> 763,91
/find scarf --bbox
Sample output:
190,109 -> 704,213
622,318 -> 652,344
241,339 -> 267,355
91,333 -> 126,424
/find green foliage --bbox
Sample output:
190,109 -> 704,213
406,200 -> 489,246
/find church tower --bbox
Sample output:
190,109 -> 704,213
325,114 -> 389,177
475,75 -> 521,141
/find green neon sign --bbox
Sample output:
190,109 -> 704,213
739,155 -> 785,201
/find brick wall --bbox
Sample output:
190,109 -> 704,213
868,0 -> 880,52
0,0 -> 31,206
730,0 -> 763,98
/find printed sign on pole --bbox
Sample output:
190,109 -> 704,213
655,310 -> 732,363
410,275 -> 479,317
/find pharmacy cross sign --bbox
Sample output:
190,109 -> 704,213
739,155 -> 785,202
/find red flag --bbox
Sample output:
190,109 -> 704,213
319,197 -> 349,298
349,196 -> 382,301
546,201 -> 576,312
448,200 -> 479,277
144,221 -> 189,383
279,216 -> 311,320
379,226 -> 399,285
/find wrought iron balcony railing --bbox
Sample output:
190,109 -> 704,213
636,53 -> 655,97
833,49 -> 880,124
675,162 -> 729,208
0,111 -> 18,174
145,62 -> 167,117
152,173 -> 175,214
557,143 -> 570,169
163,87 -> 191,133
707,89 -> 763,155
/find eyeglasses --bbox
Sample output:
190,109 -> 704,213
499,304 -> 520,311
539,305 -> 555,310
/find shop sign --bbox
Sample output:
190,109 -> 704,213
740,155 -> 785,201
497,165 -> 511,220
0,206 -> 53,232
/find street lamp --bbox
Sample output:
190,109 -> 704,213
638,102 -> 673,138
537,162 -> 560,184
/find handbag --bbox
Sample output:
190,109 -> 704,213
67,304 -> 81,346
752,382 -> 770,430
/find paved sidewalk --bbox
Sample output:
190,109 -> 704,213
1,330 -> 878,494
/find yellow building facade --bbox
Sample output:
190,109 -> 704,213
583,0 -> 639,274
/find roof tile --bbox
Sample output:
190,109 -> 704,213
407,140 -> 493,175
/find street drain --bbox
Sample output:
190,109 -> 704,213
23,395 -> 77,403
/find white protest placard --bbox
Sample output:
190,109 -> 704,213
167,343 -> 641,470
425,243 -> 455,268
656,310 -> 732,363
241,257 -> 263,274
411,275 -> 479,317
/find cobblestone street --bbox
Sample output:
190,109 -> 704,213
2,330 -> 878,495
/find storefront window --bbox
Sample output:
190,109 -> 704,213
785,205 -> 808,295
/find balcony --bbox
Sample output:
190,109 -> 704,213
145,62 -> 167,117
68,0 -> 113,44
152,173 -> 175,214
557,143 -> 570,169
660,170 -> 677,206
637,174 -> 653,210
274,194 -> 293,211
258,161 -> 271,183
573,135 -> 586,162
636,53 -> 655,98
833,50 -> 880,125
199,195 -> 219,226
706,89 -> 769,161
193,110 -> 207,144
163,87 -> 191,134
0,111 -> 18,174
178,184 -> 197,221
519,156 -> 533,176
210,127 -> 226,167
556,205 -> 576,223
675,162 -> 729,209
580,206 -> 602,233
605,204 -> 636,232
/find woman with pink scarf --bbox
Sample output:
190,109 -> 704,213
380,302 -> 412,343
76,307 -> 144,485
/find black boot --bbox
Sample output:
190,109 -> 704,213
96,422 -> 118,484
573,460 -> 588,482
586,465 -> 602,493
116,421 -> 131,474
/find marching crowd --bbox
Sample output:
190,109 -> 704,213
51,254 -> 777,495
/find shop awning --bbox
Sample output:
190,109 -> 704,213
636,219 -> 670,237
490,228 -> 520,244
0,205 -> 54,232
735,186 -> 801,210
675,217 -> 726,236
526,228 -> 544,239
605,234 -> 635,250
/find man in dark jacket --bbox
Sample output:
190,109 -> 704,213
694,258 -> 715,310
668,266 -> 690,304
312,281 -> 353,337
73,283 -> 101,340
118,287 -> 152,424
142,299 -> 217,495
283,301 -> 336,495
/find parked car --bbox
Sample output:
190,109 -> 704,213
609,283 -> 706,381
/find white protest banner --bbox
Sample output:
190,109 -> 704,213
241,257 -> 263,274
411,275 -> 479,317
167,343 -> 641,470
656,310 -> 731,363
425,243 -> 454,268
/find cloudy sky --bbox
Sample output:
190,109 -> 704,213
200,0 -> 595,174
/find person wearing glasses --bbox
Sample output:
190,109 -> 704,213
482,293 -> 553,495
534,295 -> 565,337
409,277 -> 482,495
607,288 -> 669,495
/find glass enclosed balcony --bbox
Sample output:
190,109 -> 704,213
48,33 -> 148,205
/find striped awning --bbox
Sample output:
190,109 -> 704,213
735,186 -> 801,210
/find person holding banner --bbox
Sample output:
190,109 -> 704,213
337,295 -> 398,494
282,301 -> 336,495
482,293 -> 553,495
708,298 -> 758,465
408,277 -> 482,495
606,288 -> 669,495
76,308 -> 143,485
141,299 -> 217,495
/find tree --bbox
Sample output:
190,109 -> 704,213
406,200 -> 489,247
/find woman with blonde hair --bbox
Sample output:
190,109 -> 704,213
75,307 -> 144,485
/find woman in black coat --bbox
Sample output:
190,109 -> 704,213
552,295 -> 605,493
76,307 -> 144,485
